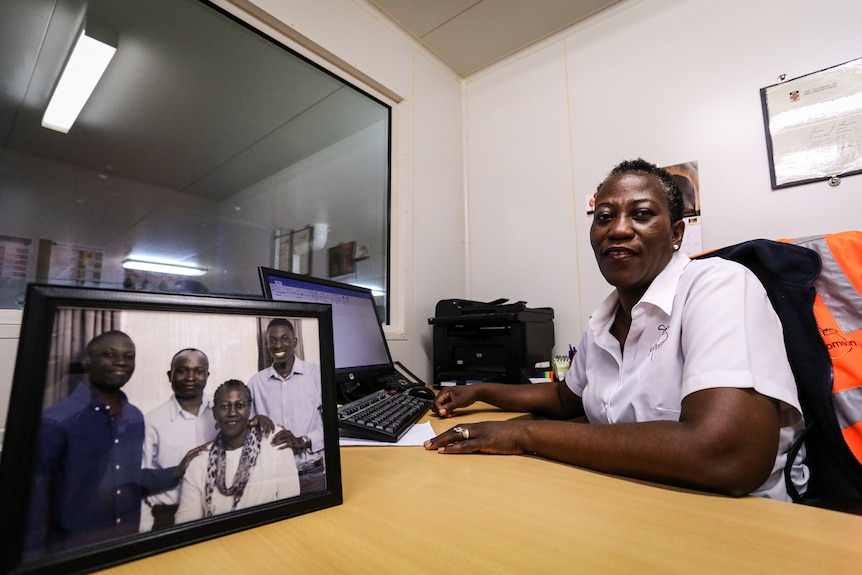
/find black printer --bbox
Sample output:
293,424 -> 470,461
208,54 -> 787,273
428,299 -> 555,387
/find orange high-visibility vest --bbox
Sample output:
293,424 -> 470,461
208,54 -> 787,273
782,231 -> 862,467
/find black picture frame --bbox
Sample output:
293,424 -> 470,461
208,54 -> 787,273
0,284 -> 341,575
760,56 -> 862,189
276,226 -> 313,276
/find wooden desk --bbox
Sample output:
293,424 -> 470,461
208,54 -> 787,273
101,404 -> 862,574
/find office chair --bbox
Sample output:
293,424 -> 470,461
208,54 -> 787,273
696,237 -> 862,514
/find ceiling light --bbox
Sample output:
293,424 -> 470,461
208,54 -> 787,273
354,283 -> 384,297
312,223 -> 329,250
122,257 -> 207,277
42,28 -> 116,133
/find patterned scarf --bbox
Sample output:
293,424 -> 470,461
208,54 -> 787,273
204,424 -> 262,516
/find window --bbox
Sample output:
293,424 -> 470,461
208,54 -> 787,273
0,0 -> 392,321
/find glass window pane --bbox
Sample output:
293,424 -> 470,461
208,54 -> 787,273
0,0 -> 391,322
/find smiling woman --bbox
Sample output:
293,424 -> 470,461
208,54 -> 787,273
424,158 -> 809,504
0,0 -> 392,318
174,379 -> 301,522
589,160 -> 685,318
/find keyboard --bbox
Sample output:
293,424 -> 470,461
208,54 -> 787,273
338,390 -> 433,443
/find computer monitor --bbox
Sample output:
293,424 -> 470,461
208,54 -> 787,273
258,267 -> 394,399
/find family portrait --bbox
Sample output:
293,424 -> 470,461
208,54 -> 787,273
0,287 -> 340,575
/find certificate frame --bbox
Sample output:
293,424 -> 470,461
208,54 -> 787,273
0,285 -> 341,575
760,56 -> 862,189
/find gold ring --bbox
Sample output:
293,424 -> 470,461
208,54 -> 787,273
454,425 -> 469,440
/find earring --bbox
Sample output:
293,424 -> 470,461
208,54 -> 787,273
673,244 -> 680,251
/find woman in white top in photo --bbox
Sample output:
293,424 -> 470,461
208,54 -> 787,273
176,379 -> 300,522
425,158 -> 808,501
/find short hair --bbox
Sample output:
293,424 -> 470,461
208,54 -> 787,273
266,318 -> 295,335
169,348 -> 209,369
602,158 -> 684,223
213,379 -> 251,403
86,330 -> 133,353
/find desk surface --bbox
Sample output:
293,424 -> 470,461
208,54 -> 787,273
100,404 -> 862,575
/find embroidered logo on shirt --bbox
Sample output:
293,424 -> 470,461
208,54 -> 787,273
649,324 -> 670,360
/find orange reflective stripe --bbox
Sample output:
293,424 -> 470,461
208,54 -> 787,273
844,422 -> 862,465
791,232 -> 862,470
813,295 -> 862,393
810,235 -> 862,336
834,387 -> 862,429
824,231 -> 862,298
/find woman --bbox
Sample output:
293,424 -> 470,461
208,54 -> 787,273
425,158 -> 808,500
176,380 -> 300,522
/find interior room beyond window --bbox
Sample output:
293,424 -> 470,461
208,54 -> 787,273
0,0 -> 392,321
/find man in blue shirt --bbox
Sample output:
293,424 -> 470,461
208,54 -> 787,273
24,331 -> 177,558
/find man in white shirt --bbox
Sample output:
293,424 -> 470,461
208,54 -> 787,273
141,348 -> 215,529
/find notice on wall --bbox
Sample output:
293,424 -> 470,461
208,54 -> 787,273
0,235 -> 31,279
36,240 -> 104,286
679,216 -> 703,255
664,161 -> 703,256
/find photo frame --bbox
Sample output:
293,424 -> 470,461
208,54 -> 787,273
276,226 -> 313,275
327,241 -> 356,279
290,226 -> 312,275
760,56 -> 862,189
0,285 -> 341,575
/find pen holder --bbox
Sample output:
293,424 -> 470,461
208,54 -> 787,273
553,355 -> 570,382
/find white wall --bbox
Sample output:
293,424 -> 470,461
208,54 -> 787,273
465,0 -> 862,354
464,41 -> 584,355
205,0 -> 467,378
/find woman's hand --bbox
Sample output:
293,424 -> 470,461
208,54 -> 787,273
424,421 -> 530,454
431,386 -> 481,417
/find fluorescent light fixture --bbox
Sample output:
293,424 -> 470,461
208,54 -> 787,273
122,257 -> 207,277
354,283 -> 384,297
42,28 -> 116,133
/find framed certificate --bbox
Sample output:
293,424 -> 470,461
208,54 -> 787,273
760,56 -> 862,188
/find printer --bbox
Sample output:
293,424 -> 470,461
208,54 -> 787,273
428,298 -> 555,386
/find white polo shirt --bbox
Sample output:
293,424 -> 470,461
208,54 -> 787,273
565,250 -> 808,499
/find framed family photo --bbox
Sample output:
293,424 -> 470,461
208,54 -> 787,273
0,285 -> 341,575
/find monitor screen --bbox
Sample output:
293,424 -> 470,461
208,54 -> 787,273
258,268 -> 393,390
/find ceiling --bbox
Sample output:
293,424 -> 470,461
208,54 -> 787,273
365,0 -> 621,77
0,0 -> 385,202
0,0 -> 622,204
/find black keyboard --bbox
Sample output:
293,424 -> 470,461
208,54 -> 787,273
338,390 -> 433,443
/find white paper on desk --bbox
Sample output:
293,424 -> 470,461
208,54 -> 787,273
338,422 -> 436,447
